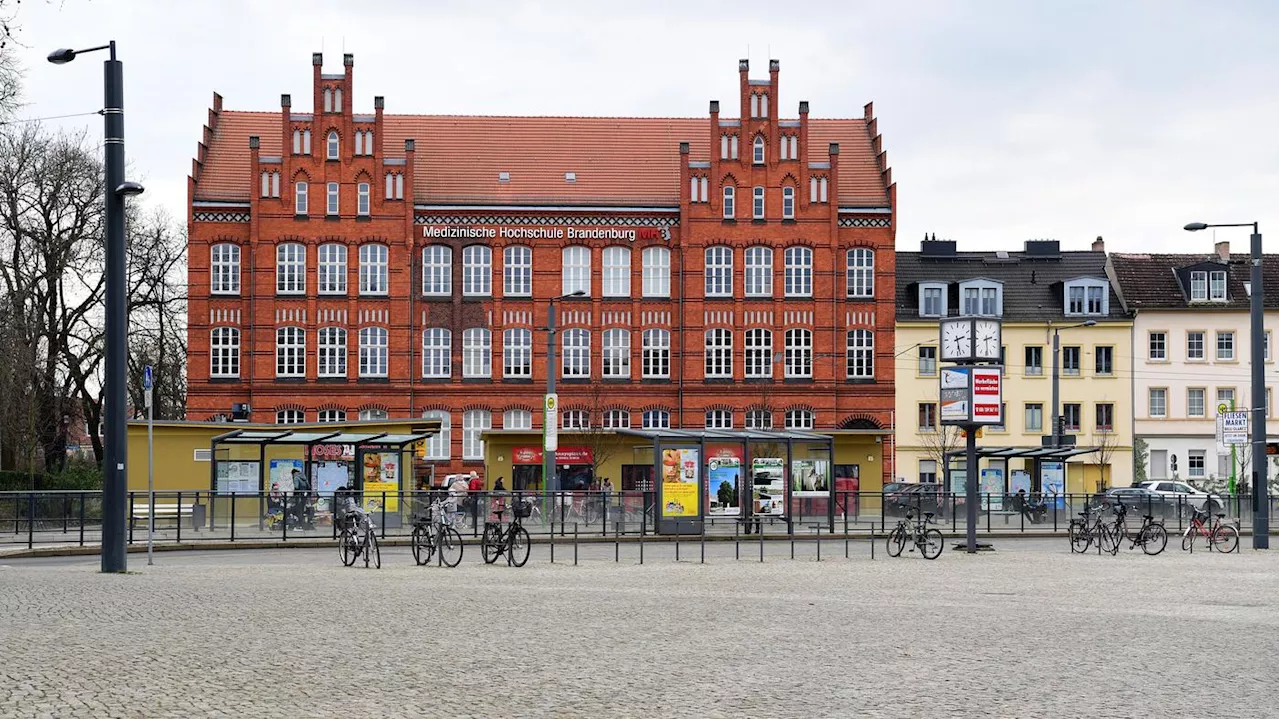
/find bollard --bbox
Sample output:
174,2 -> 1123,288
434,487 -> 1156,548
282,493 -> 288,542
176,491 -> 183,544
27,493 -> 34,550
790,531 -> 795,560
550,526 -> 556,564
79,493 -> 86,547
615,521 -> 620,563
675,527 -> 681,562
128,493 -> 135,545
870,525 -> 875,560
815,527 -> 821,562
381,493 -> 387,540
574,523 -> 579,566
231,496 -> 237,542
700,521 -> 706,564
760,524 -> 765,562
735,521 -> 740,561
639,527 -> 644,565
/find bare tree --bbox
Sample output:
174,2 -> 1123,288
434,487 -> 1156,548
124,208 -> 187,420
919,422 -> 964,486
1091,427 -> 1121,493
576,383 -> 623,483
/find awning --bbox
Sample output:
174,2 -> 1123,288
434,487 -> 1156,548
616,428 -> 833,443
943,445 -> 1100,461
211,429 -> 435,448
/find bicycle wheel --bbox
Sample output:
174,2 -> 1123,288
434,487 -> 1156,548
1181,528 -> 1195,552
585,502 -> 601,526
886,526 -> 907,557
1211,524 -> 1239,554
439,526 -> 464,567
339,530 -> 359,566
481,523 -> 503,564
920,528 -> 944,560
508,525 -> 531,567
1069,521 -> 1091,553
369,531 -> 381,569
1101,525 -> 1121,556
411,525 -> 434,566
363,528 -> 374,568
1140,523 -> 1167,556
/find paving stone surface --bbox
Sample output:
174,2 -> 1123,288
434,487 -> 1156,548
0,541 -> 1276,718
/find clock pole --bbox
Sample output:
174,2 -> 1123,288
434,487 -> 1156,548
964,422 -> 979,552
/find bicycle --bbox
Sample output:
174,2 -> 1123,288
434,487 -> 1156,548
1069,504 -> 1121,555
1180,507 -> 1238,553
1110,503 -> 1168,556
338,510 -> 380,569
481,496 -> 533,567
554,492 -> 600,527
886,510 -> 944,560
410,499 -> 464,567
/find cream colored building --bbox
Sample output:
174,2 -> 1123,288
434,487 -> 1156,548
894,239 -> 1133,495
1110,243 -> 1278,490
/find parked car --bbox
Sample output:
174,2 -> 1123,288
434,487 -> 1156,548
1091,487 -> 1174,518
1135,480 -> 1224,514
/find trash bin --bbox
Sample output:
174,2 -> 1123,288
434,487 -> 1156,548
192,502 -> 207,532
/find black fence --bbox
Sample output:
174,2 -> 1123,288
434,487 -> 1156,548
1,489 -> 1277,551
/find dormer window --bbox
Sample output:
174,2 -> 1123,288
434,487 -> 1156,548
960,279 -> 1002,317
1210,271 -> 1227,301
753,136 -> 765,165
326,131 -> 339,160
919,282 -> 947,318
1190,271 -> 1207,301
1064,278 -> 1109,316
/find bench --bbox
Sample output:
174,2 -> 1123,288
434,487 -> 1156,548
129,503 -> 203,531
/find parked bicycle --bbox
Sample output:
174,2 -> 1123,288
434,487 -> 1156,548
338,509 -> 380,569
1111,503 -> 1168,556
886,510 -> 944,560
554,492 -> 601,526
411,498 -> 464,567
1180,506 -> 1239,553
1069,504 -> 1121,555
481,496 -> 533,567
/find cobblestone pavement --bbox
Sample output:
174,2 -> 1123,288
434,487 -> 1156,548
1,541 -> 1276,718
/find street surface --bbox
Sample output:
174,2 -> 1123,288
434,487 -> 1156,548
1,540 -> 1276,718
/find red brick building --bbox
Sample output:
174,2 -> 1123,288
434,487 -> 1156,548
187,53 -> 897,480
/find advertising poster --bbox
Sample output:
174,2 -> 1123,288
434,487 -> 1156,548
269,459 -> 304,494
215,460 -> 260,494
362,451 -> 400,513
706,457 -> 741,516
979,467 -> 1004,510
940,367 -> 971,423
791,459 -> 830,497
661,448 -> 699,518
950,468 -> 967,496
1040,461 -> 1066,509
971,367 -> 1003,424
1010,470 -> 1031,497
751,458 -> 786,516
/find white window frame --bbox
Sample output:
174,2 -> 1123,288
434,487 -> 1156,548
1186,331 -> 1205,361
359,408 -> 388,421
785,409 -> 814,430
699,176 -> 708,202
562,246 -> 591,296
503,246 -> 532,297
295,181 -> 308,215
744,246 -> 773,298
642,410 -> 670,430
642,329 -> 670,379
847,329 -> 874,379
422,245 -> 452,296
302,130 -> 311,155
1190,271 -> 1207,301
819,177 -> 828,203
784,246 -> 813,297
276,409 -> 305,425
704,328 -> 733,379
357,182 -> 370,216
918,345 -> 938,376
602,246 -> 631,298
1187,387 -> 1205,417
422,328 -> 452,379
846,249 -> 875,298
919,282 -> 946,318
720,134 -> 729,160
210,243 -> 240,295
705,246 -> 733,297
1216,331 -> 1235,361
1063,278 -> 1109,316
276,326 -> 306,378
705,410 -> 734,430
752,186 -> 765,219
462,409 -> 490,461
317,327 -> 347,378
318,409 -> 347,423
1024,403 -> 1043,432
745,328 -> 773,379
602,328 -> 631,379
562,328 -> 590,379
359,326 -> 388,378
1210,271 -> 1227,301
752,135 -> 765,164
327,182 -> 340,215
642,246 -> 670,298
503,328 -> 531,379
292,129 -> 301,154
385,173 -> 395,200
959,280 -> 1003,317
722,185 -> 735,219
354,131 -> 363,156
1149,331 -> 1167,361
318,244 -> 347,295
210,327 -> 240,378
359,244 -> 388,295
562,410 -> 589,430
785,328 -> 813,378
745,409 -> 772,430
276,243 -> 305,295
462,328 -> 492,378
782,186 -> 795,219
1148,388 -> 1167,418
327,130 -> 339,159
504,409 -> 532,430
462,245 -> 492,297
603,410 -> 630,429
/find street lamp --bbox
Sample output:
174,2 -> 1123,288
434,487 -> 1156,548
1185,221 -> 1268,549
1051,320 -> 1096,448
49,41 -> 145,573
544,290 -> 587,494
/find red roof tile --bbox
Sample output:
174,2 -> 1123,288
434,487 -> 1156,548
195,112 -> 890,207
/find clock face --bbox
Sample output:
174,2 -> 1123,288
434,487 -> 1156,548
974,320 -> 1002,360
940,319 -> 973,361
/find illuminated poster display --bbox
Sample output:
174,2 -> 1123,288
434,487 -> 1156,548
661,448 -> 699,518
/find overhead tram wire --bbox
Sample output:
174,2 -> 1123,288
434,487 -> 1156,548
0,109 -> 105,125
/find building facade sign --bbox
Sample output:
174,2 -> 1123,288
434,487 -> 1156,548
422,225 -> 668,242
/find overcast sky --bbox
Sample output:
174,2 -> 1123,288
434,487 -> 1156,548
11,0 -> 1278,253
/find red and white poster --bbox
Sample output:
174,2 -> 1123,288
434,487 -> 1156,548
512,447 -> 593,465
971,367 -> 1003,424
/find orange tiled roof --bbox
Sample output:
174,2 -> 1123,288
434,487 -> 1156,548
196,112 -> 890,207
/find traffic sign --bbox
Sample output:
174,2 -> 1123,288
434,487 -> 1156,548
543,393 -> 559,452
1221,410 -> 1249,446
143,365 -> 153,391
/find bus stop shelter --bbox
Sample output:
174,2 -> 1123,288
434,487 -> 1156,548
943,444 -> 1099,498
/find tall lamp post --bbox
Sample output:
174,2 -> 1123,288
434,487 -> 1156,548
1050,320 -> 1097,448
48,42 -> 146,573
1184,221 -> 1269,549
544,290 -> 586,494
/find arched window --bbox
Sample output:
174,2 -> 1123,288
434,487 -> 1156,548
847,248 -> 875,298
504,409 -> 532,430
210,244 -> 240,294
847,329 -> 875,379
603,410 -> 630,429
562,329 -> 590,378
359,327 -> 388,377
318,244 -> 346,294
292,129 -> 301,154
318,409 -> 347,423
784,246 -> 813,297
602,328 -> 631,378
642,410 -> 670,430
276,409 -> 305,425
295,181 -> 308,215
276,243 -> 305,294
785,409 -> 814,430
462,328 -> 492,378
462,245 -> 492,296
642,329 -> 670,379
422,328 -> 451,378
561,246 -> 590,296
785,328 -> 812,378
359,408 -> 388,421
745,409 -> 772,430
323,88 -> 332,113
354,131 -> 363,156
782,186 -> 795,219
750,94 -> 759,118
422,410 -> 451,460
745,328 -> 773,379
705,246 -> 733,297
704,328 -> 732,378
326,130 -> 339,159
503,328 -> 531,378
210,327 -> 240,378
753,135 -> 765,164
357,182 -> 370,216
503,246 -> 532,296
334,88 -> 342,112
642,246 -> 670,298
722,185 -> 735,219
358,244 -> 388,295
705,410 -> 733,430
760,93 -> 768,118
422,245 -> 452,296
602,246 -> 630,297
744,246 -> 772,298
275,327 -> 305,377
317,327 -> 347,378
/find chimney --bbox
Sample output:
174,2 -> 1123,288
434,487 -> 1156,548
374,96 -> 385,162
312,52 -> 323,116
1092,236 -> 1105,252
1215,240 -> 1230,263
738,59 -> 750,120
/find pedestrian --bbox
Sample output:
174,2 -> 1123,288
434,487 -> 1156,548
601,477 -> 614,525
467,472 -> 484,527
291,468 -> 314,530
493,476 -> 506,492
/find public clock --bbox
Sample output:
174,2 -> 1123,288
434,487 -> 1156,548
939,318 -> 974,362
974,319 -> 1002,361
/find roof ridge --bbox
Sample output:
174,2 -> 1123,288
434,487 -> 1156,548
216,109 -> 868,123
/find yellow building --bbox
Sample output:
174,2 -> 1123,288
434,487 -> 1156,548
893,240 -> 1134,495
